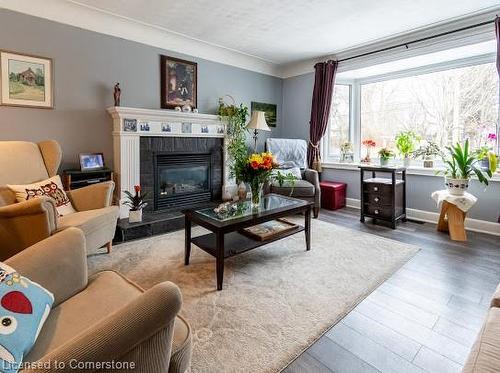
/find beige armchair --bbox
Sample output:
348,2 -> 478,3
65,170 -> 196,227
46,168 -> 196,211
0,140 -> 119,260
6,227 -> 192,373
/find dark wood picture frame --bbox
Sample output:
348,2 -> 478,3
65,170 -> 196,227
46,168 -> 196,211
160,55 -> 197,110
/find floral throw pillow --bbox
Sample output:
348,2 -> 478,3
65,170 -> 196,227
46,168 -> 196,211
7,175 -> 76,216
0,263 -> 54,373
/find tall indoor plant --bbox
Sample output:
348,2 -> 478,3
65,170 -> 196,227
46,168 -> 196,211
218,97 -> 249,198
440,139 -> 495,196
395,131 -> 420,167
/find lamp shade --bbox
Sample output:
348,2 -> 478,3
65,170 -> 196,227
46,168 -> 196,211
247,111 -> 271,132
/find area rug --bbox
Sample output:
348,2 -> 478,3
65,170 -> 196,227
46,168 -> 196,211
88,219 -> 419,373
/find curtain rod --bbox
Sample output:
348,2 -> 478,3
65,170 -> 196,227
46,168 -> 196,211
337,18 -> 495,63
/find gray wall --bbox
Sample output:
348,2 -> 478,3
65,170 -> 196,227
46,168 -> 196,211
0,9 -> 282,169
282,71 -> 500,223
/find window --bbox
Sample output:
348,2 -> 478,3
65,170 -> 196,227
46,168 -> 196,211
360,63 -> 499,153
325,84 -> 350,159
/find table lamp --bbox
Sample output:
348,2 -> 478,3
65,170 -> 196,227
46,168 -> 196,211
247,111 -> 271,151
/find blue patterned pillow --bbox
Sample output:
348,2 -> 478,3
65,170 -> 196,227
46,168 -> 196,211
0,263 -> 54,373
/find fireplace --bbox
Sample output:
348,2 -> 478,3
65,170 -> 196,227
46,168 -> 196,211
140,136 -> 223,213
155,153 -> 212,209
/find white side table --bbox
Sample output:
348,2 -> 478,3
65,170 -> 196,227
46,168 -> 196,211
431,190 -> 477,242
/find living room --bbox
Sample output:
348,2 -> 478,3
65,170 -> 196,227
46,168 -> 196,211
0,1 -> 499,372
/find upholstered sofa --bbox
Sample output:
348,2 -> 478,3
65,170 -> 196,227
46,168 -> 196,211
265,138 -> 321,217
6,227 -> 192,373
0,140 -> 119,260
463,284 -> 500,372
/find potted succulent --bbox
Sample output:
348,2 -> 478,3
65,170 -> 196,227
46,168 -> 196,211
412,141 -> 442,168
395,131 -> 420,167
378,147 -> 394,167
124,185 -> 148,223
439,139 -> 494,196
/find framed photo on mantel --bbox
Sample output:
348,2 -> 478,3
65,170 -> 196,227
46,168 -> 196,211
160,55 -> 197,110
0,51 -> 54,108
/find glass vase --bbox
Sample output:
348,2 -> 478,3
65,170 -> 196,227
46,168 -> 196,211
250,179 -> 263,209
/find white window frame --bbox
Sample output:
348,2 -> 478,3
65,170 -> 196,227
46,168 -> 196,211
323,52 -> 499,165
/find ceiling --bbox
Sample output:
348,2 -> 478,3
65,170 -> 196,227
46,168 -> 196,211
70,0 -> 499,65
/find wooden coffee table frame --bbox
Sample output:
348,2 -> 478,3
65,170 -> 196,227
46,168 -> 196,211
184,194 -> 313,290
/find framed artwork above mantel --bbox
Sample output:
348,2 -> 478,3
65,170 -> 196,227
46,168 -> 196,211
160,55 -> 197,110
0,50 -> 54,108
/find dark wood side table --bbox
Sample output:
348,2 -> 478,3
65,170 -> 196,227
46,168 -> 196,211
63,168 -> 113,190
359,166 -> 406,229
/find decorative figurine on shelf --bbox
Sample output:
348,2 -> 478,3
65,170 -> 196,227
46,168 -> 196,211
361,139 -> 376,163
113,83 -> 121,107
174,106 -> 182,112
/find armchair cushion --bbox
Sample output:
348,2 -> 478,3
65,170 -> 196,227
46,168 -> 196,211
0,262 -> 54,371
270,179 -> 315,197
25,270 -> 142,362
67,181 -> 115,211
58,206 -> 119,253
8,176 -> 76,217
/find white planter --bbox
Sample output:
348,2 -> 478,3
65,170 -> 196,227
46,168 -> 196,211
129,209 -> 143,223
445,178 -> 469,196
380,158 -> 389,166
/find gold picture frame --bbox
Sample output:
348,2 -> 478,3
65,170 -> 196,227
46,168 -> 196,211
0,51 -> 54,108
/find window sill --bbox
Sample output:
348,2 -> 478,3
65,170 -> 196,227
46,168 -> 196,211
321,162 -> 500,182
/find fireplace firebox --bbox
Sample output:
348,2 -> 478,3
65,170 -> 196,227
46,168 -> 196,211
154,153 -> 212,210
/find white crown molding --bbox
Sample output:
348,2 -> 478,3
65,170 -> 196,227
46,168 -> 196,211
0,0 -> 281,77
279,6 -> 500,79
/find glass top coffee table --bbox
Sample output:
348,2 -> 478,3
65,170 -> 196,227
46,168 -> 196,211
184,194 -> 313,290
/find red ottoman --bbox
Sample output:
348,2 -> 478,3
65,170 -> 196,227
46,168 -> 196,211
320,181 -> 346,210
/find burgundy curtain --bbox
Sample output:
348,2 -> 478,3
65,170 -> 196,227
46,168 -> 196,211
308,60 -> 338,171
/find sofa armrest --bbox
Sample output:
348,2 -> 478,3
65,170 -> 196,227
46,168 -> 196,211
0,197 -> 58,260
67,181 -> 115,211
5,227 -> 88,306
304,169 -> 321,203
32,282 -> 182,371
491,284 -> 500,308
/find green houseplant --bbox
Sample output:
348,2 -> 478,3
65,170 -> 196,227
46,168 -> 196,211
395,131 -> 420,167
218,97 -> 249,199
412,141 -> 442,168
440,139 -> 494,196
378,147 -> 394,167
124,185 -> 148,223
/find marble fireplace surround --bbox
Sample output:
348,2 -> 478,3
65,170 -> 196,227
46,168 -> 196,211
108,107 -> 231,218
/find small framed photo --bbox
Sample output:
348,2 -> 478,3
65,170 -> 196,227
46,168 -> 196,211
181,122 -> 192,134
123,118 -> 137,132
79,153 -> 105,171
251,101 -> 277,127
139,122 -> 150,131
0,51 -> 53,108
161,55 -> 197,109
161,123 -> 172,132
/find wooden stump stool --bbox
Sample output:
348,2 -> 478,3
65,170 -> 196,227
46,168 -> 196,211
437,201 -> 467,241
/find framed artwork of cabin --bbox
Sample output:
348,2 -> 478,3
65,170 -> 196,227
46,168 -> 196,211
0,51 -> 54,108
160,55 -> 197,109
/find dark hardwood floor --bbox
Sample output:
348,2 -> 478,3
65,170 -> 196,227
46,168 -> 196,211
283,207 -> 499,373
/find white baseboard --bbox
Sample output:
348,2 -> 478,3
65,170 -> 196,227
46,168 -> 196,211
345,198 -> 500,237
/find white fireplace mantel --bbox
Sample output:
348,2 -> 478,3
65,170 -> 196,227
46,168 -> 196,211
107,106 -> 233,218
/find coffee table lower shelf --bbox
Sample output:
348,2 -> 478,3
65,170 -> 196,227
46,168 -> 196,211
191,225 -> 304,259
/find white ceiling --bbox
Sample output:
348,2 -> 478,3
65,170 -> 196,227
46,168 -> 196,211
70,0 -> 500,64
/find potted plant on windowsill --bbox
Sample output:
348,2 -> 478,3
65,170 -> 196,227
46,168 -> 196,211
124,185 -> 148,223
412,141 -> 442,168
395,131 -> 420,167
439,139 -> 495,196
474,133 -> 497,171
378,147 -> 394,167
